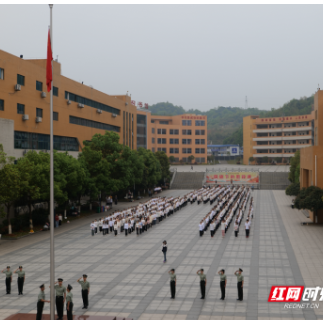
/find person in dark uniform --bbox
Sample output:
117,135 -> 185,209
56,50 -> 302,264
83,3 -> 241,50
234,268 -> 244,301
77,275 -> 90,309
1,266 -> 12,294
66,284 -> 74,320
50,278 -> 66,320
168,269 -> 176,299
36,284 -> 50,320
197,269 -> 207,299
13,266 -> 25,295
217,269 -> 227,300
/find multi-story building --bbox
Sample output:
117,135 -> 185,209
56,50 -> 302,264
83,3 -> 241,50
0,49 -> 136,159
243,113 -> 314,165
136,109 -> 208,163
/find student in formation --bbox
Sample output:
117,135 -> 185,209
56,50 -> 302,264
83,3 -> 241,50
196,269 -> 207,299
1,266 -> 12,294
50,278 -> 66,320
114,221 -> 118,236
162,240 -> 167,263
234,268 -> 244,301
77,274 -> 90,309
234,220 -> 239,237
36,284 -> 50,320
66,284 -> 74,320
168,269 -> 176,299
13,266 -> 25,295
90,221 -> 95,236
217,269 -> 227,300
221,219 -> 226,238
124,221 -> 129,236
245,219 -> 250,238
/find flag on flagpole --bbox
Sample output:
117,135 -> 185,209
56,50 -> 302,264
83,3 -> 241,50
46,29 -> 53,92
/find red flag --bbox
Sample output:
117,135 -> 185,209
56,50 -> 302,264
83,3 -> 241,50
46,30 -> 53,92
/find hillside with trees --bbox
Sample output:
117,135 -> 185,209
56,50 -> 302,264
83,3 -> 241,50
148,95 -> 314,145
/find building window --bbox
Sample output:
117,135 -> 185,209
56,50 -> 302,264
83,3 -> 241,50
152,148 -> 155,152
182,139 -> 192,144
53,86 -> 59,96
195,120 -> 205,126
195,148 -> 205,154
70,116 -> 120,132
53,112 -> 58,121
14,131 -> 79,151
158,148 -> 167,153
195,139 -> 205,144
195,130 -> 205,135
182,129 -> 192,135
0,99 -> 4,111
36,81 -> 43,91
17,74 -> 25,86
182,120 -> 192,126
0,68 -> 4,80
196,157 -> 205,163
157,129 -> 166,135
170,148 -> 179,154
151,120 -> 155,123
158,138 -> 167,144
182,148 -> 192,154
17,103 -> 25,115
152,128 -> 155,134
36,108 -> 43,117
169,129 -> 179,135
170,138 -> 179,144
152,138 -> 155,144
65,91 -> 120,115
159,121 -> 169,125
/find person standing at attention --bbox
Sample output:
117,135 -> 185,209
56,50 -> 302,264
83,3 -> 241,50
13,266 -> 25,295
77,274 -> 90,309
50,278 -> 66,320
234,220 -> 239,238
245,219 -> 250,238
162,240 -> 167,263
197,269 -> 207,299
2,266 -> 12,294
168,269 -> 176,299
66,284 -> 74,320
221,219 -> 226,238
36,284 -> 50,320
234,268 -> 244,301
90,221 -> 95,236
217,269 -> 227,300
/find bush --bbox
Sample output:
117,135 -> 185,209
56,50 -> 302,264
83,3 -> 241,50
31,208 -> 49,226
285,182 -> 300,196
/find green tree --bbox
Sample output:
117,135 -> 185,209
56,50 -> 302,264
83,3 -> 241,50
0,164 -> 21,234
207,155 -> 215,163
249,157 -> 255,164
288,150 -> 300,183
285,182 -> 300,196
154,151 -> 171,183
262,156 -> 269,164
0,144 -> 15,167
294,186 -> 323,213
169,156 -> 176,163
188,155 -> 195,163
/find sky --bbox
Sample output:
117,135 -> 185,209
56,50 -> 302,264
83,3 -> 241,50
0,4 -> 322,112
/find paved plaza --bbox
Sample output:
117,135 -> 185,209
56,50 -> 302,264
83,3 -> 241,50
0,189 -> 323,320
171,165 -> 289,173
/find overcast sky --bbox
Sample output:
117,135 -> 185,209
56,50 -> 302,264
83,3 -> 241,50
0,4 -> 321,111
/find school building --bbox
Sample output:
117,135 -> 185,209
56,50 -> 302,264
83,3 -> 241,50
243,112 -> 314,165
0,49 -> 137,160
136,109 -> 208,163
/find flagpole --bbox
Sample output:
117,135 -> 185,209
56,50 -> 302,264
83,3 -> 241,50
49,4 -> 55,320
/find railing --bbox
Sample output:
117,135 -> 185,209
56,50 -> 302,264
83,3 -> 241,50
169,167 -> 177,189
206,167 -> 260,172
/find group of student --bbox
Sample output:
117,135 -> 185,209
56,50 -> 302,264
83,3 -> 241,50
198,185 -> 253,238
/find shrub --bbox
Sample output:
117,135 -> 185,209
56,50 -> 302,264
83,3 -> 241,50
285,182 -> 300,196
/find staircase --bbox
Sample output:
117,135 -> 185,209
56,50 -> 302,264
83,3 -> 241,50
171,172 -> 205,189
259,172 -> 290,190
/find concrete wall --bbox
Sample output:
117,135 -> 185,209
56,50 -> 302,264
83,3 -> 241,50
0,118 -> 15,157
259,172 -> 290,190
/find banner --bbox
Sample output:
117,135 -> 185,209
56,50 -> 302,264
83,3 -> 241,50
206,171 -> 259,184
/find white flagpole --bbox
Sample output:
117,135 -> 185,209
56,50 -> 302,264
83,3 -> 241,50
49,4 -> 55,320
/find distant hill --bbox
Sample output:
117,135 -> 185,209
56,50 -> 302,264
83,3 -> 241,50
148,96 -> 314,145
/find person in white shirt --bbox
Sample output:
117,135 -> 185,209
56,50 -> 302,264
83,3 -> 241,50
90,221 -> 95,236
234,220 -> 239,237
245,219 -> 250,238
210,220 -> 215,238
113,221 -> 118,236
99,218 -> 103,233
124,221 -> 129,236
221,219 -> 226,238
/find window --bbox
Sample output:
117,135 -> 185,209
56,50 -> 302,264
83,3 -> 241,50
170,138 -> 179,144
53,112 -> 58,121
17,103 -> 25,115
152,138 -> 155,144
195,120 -> 205,126
36,81 -> 43,91
195,139 -> 205,144
151,120 -> 155,123
70,116 -> 120,132
195,130 -> 205,135
195,148 -> 205,154
182,148 -> 192,154
65,91 -> 120,115
169,129 -> 179,135
158,138 -> 167,144
53,86 -> 59,96
182,129 -> 192,135
152,148 -> 155,152
196,157 -> 205,163
0,68 -> 4,80
157,128 -> 166,135
152,128 -> 155,134
17,74 -> 25,86
36,108 -> 43,117
0,99 -> 3,111
182,120 -> 192,126
182,139 -> 192,144
14,131 -> 79,151
159,121 -> 169,125
158,148 -> 167,153
170,148 -> 179,154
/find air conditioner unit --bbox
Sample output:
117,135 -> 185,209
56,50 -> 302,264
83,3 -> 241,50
67,100 -> 71,105
41,92 -> 46,98
36,116 -> 42,123
112,113 -> 117,118
97,109 -> 102,114
15,84 -> 21,91
78,103 -> 84,108
22,114 -> 29,121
